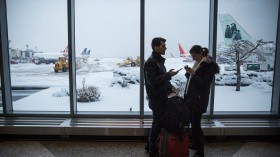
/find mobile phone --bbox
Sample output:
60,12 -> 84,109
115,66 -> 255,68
176,68 -> 183,72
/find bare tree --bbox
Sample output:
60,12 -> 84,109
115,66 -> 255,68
229,39 -> 272,91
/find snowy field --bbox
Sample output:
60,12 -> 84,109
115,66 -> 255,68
6,57 -> 273,112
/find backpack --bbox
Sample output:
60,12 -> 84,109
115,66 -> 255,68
162,96 -> 191,138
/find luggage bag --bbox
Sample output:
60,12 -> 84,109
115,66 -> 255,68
157,128 -> 189,157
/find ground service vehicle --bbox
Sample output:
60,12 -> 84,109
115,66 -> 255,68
54,57 -> 69,72
117,56 -> 140,67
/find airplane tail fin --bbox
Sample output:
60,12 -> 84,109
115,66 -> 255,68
61,45 -> 68,57
178,43 -> 190,58
178,43 -> 193,62
170,52 -> 174,58
179,43 -> 185,56
218,14 -> 255,45
81,48 -> 87,55
87,50 -> 91,56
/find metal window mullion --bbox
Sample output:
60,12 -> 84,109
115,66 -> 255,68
271,1 -> 280,116
208,0 -> 218,118
0,0 -> 13,114
67,0 -> 77,116
140,0 -> 145,119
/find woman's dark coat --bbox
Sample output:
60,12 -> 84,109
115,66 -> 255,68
184,57 -> 220,113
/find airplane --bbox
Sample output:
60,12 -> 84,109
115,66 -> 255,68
170,52 -> 174,58
32,46 -> 68,64
81,48 -> 91,56
218,14 -> 275,68
32,46 -> 91,64
216,54 -> 233,64
61,45 -> 68,57
178,42 -> 193,62
218,14 -> 255,45
61,46 -> 91,58
218,14 -> 257,64
33,52 -> 62,64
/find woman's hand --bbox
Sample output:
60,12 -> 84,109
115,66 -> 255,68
184,65 -> 195,75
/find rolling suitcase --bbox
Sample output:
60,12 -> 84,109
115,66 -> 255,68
157,128 -> 189,157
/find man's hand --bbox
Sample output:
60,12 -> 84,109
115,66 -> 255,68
168,88 -> 180,98
168,69 -> 178,77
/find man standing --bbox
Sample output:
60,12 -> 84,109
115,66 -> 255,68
144,37 -> 178,156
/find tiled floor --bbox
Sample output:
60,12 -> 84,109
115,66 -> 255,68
0,139 -> 280,157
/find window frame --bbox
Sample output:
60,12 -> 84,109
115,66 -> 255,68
0,0 -> 279,118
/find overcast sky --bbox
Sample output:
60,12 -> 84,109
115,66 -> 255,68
6,0 -> 279,58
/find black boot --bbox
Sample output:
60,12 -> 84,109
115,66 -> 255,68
149,151 -> 158,157
145,140 -> 149,152
192,152 -> 204,157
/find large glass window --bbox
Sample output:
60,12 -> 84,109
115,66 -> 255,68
2,0 -> 279,117
7,0 -> 69,112
214,0 -> 279,112
144,0 -> 210,112
75,0 -> 140,112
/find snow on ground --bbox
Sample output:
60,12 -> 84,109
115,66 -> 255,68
214,83 -> 272,111
7,57 -> 273,112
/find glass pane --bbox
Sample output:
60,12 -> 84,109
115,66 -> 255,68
75,0 -> 140,112
7,0 -> 70,111
215,0 -> 279,111
144,0 -> 210,112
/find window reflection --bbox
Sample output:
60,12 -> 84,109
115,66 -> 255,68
214,0 -> 278,111
144,0 -> 210,112
7,0 -> 70,111
75,0 -> 140,112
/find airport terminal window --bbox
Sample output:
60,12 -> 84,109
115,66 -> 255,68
6,0 -> 70,112
214,0 -> 279,112
2,0 -> 279,117
75,0 -> 140,112
144,0 -> 210,112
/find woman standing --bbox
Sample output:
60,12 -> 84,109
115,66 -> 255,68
184,45 -> 220,157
